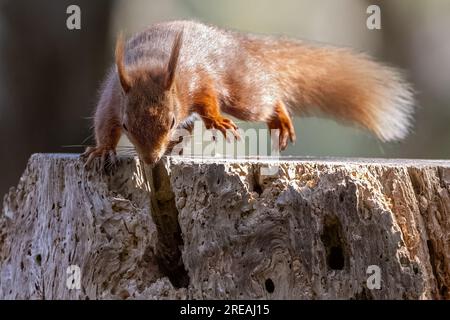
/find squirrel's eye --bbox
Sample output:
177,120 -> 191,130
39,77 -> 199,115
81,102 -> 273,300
122,123 -> 128,131
170,116 -> 176,129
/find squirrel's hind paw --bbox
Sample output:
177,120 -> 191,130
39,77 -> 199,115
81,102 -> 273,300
267,102 -> 296,151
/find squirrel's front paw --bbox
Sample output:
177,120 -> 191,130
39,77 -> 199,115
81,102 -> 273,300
205,116 -> 241,141
81,146 -> 118,171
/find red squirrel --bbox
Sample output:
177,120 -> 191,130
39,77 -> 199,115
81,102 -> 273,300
82,20 -> 414,166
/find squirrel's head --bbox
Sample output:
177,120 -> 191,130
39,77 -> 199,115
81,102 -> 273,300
115,31 -> 183,165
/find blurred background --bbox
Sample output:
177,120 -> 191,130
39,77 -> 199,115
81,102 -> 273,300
0,0 -> 449,197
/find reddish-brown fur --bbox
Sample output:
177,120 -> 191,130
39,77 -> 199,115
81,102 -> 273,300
192,83 -> 240,139
83,20 -> 414,166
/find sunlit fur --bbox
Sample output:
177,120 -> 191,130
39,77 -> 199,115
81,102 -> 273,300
91,20 -> 415,165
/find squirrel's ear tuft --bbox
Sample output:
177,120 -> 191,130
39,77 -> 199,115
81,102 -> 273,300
164,30 -> 183,90
115,32 -> 132,93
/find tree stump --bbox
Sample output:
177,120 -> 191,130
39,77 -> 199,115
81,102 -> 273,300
1,154 -> 449,299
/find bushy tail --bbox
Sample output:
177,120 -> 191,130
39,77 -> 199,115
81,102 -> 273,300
261,39 -> 415,141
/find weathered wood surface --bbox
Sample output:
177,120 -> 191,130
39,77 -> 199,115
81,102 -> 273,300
0,154 -> 449,299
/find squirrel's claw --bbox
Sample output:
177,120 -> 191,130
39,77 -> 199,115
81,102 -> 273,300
267,102 -> 296,151
275,124 -> 296,151
81,146 -> 117,173
207,117 -> 241,142
108,150 -> 118,168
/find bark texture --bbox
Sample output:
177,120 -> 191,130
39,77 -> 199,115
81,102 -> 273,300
0,154 -> 449,299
